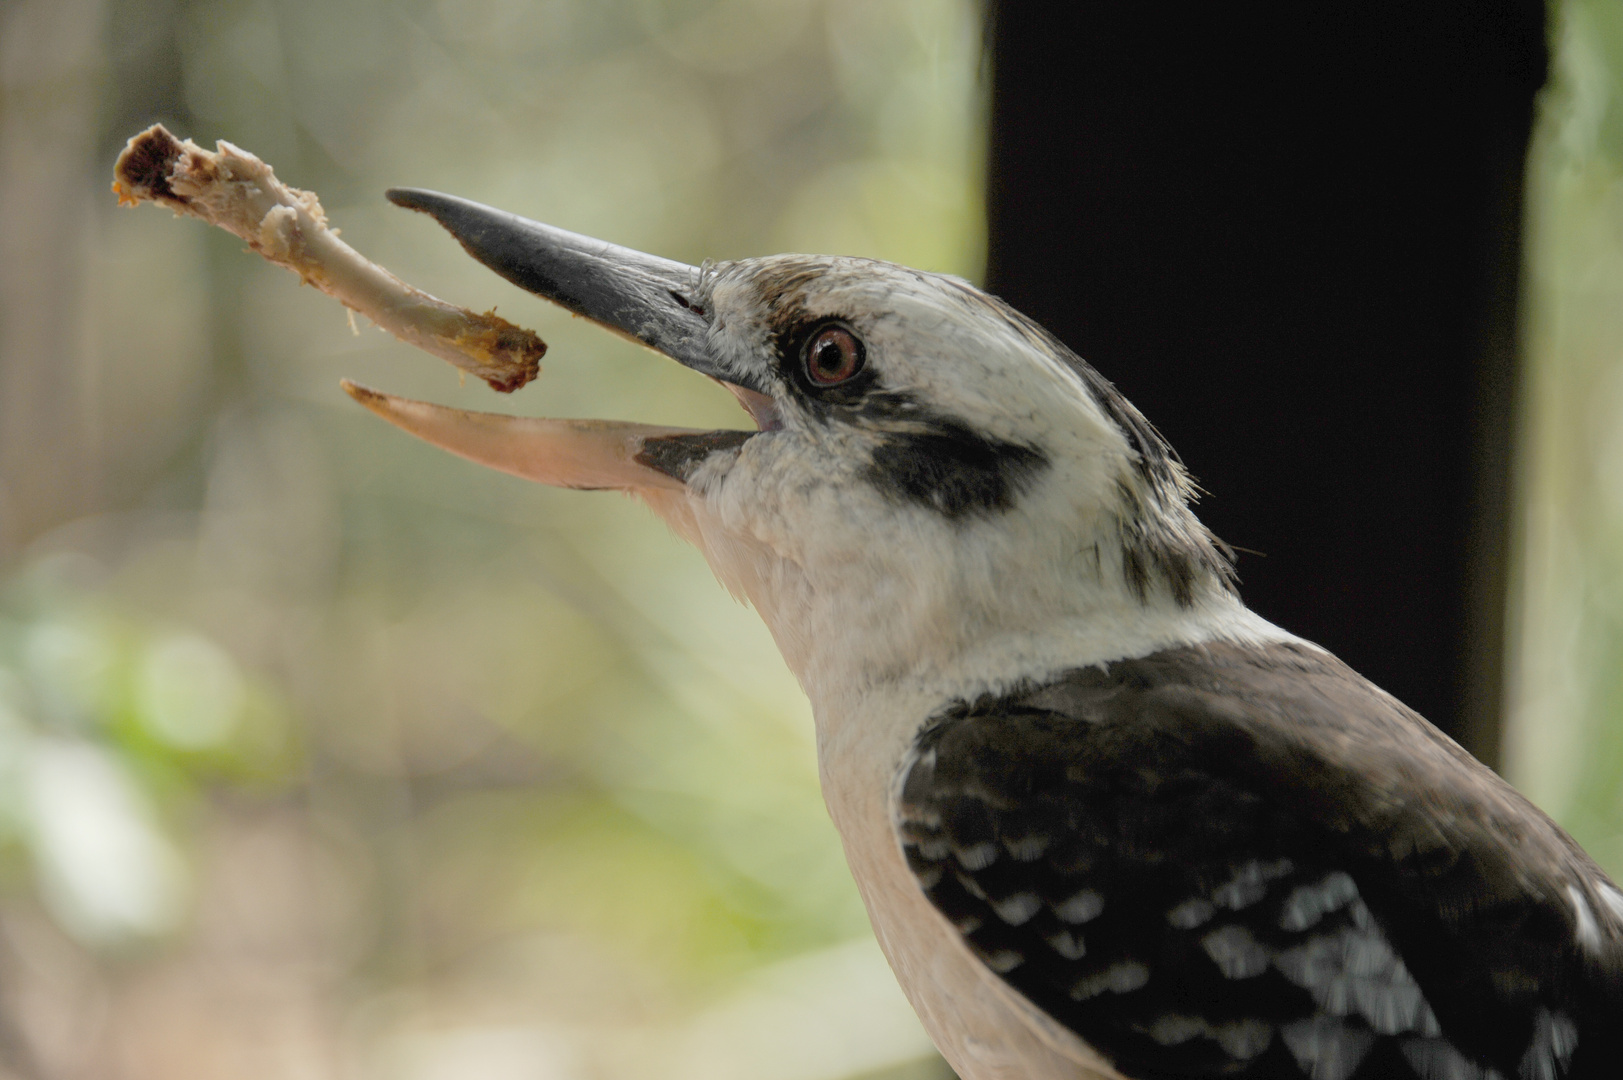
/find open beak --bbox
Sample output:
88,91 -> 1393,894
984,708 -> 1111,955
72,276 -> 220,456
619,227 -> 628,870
344,188 -> 772,492
340,380 -> 693,491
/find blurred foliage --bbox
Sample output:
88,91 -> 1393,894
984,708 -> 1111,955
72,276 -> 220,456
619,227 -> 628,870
0,0 -> 981,1075
1509,0 -> 1623,877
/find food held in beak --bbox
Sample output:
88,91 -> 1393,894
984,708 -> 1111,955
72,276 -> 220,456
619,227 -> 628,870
112,124 -> 545,393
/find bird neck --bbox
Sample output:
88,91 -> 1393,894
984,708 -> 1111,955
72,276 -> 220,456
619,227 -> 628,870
785,570 -> 1290,736
650,484 -> 1293,730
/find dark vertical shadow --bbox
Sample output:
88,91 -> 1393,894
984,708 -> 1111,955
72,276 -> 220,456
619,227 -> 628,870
983,2 -> 1547,767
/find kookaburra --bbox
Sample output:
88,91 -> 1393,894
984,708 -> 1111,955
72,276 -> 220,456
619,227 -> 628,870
343,189 -> 1623,1080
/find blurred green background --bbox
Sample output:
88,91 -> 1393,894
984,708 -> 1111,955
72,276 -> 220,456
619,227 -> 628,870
0,0 -> 1619,1078
0,0 -> 979,1075
1509,3 -> 1623,880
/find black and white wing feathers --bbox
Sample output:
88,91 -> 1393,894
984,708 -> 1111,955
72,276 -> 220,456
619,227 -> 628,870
897,641 -> 1623,1080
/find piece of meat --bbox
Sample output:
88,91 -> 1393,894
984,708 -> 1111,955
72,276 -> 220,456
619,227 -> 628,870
113,124 -> 544,393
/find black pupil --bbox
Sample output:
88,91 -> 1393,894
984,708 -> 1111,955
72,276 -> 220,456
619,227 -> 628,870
815,339 -> 843,374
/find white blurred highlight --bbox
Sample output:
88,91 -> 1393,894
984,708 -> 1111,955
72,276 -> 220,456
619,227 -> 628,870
25,739 -> 187,943
648,938 -> 937,1080
378,1027 -> 583,1080
137,634 -> 246,750
373,938 -> 936,1080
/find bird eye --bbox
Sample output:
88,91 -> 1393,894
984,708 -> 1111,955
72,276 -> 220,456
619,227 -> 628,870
802,324 -> 865,386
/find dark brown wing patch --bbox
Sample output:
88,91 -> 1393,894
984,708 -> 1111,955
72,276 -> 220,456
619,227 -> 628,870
897,642 -> 1621,1079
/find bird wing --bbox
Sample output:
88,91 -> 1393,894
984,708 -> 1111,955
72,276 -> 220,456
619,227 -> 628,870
896,640 -> 1623,1080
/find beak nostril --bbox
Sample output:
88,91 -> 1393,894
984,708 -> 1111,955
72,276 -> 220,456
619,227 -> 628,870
668,290 -> 706,318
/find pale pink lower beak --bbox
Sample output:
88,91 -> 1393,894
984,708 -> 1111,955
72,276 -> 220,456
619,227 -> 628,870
342,380 -> 700,493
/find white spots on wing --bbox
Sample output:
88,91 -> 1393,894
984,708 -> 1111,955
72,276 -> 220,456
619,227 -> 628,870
1361,981 -> 1436,1039
953,914 -> 982,935
902,803 -> 942,830
954,871 -> 988,901
910,862 -> 942,889
1274,900 -> 1440,1037
1567,883 -> 1602,954
1598,881 -> 1623,924
992,891 -> 1042,926
979,948 -> 1024,974
1215,1018 -> 1275,1061
1053,887 -> 1104,924
1402,1037 -> 1505,1080
1142,1015 -> 1273,1062
1002,834 -> 1050,861
1201,924 -> 1271,979
1145,1014 -> 1205,1045
1212,857 -> 1294,910
1167,897 -> 1215,930
1281,871 -> 1360,931
1069,960 -> 1149,1000
1281,1016 -> 1375,1080
1520,1008 -> 1578,1080
1045,930 -> 1086,960
914,836 -> 951,860
953,841 -> 998,871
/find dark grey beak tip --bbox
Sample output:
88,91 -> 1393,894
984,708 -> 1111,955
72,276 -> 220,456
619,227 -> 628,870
381,185 -> 750,390
385,188 -> 480,235
385,187 -> 526,276
384,186 -> 438,213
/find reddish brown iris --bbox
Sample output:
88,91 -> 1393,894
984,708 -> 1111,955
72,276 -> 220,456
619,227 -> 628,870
803,324 -> 864,386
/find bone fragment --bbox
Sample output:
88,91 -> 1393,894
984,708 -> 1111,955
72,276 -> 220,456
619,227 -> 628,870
113,124 -> 544,393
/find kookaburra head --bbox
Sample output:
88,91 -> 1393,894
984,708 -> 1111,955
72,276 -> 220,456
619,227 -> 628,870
357,190 -> 1261,716
349,190 -> 1623,1080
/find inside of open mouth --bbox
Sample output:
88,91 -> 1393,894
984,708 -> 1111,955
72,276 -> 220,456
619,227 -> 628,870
726,383 -> 782,432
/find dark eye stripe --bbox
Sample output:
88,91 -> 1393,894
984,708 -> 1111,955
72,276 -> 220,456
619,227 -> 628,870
867,423 -> 1048,520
